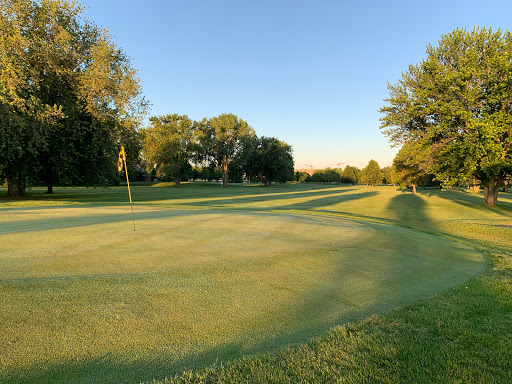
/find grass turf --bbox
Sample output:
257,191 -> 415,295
0,182 -> 510,383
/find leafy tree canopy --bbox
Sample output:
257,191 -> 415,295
0,0 -> 146,196
361,159 -> 382,186
380,27 -> 512,205
341,165 -> 358,184
143,114 -> 196,187
245,136 -> 294,186
198,113 -> 254,187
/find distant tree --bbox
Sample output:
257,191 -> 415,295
199,166 -> 222,182
389,167 -> 401,186
392,142 -> 429,194
245,136 -> 294,186
229,135 -> 259,182
311,170 -> 324,183
352,167 -> 362,184
361,160 -> 382,186
380,166 -> 392,185
323,168 -> 340,183
341,165 -> 357,184
191,168 -> 200,181
198,113 -> 255,187
143,114 -> 197,187
295,171 -> 311,182
380,27 -> 512,206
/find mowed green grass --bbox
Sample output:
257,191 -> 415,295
0,183 -> 510,384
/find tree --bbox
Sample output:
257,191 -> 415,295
323,168 -> 340,183
311,170 -> 324,183
295,171 -> 311,182
380,166 -> 392,185
244,136 -> 294,186
361,160 -> 382,186
228,134 -> 259,183
352,167 -> 362,184
341,165 -> 357,184
198,113 -> 254,187
0,0 -> 146,196
392,142 -> 429,194
143,114 -> 196,187
380,27 -> 512,206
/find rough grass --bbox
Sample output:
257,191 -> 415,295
0,183 -> 510,384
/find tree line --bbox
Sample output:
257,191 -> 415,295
142,113 -> 294,187
296,159 -> 439,189
0,0 -> 294,195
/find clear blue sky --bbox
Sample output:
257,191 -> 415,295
83,0 -> 511,169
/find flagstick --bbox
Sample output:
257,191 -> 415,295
122,156 -> 136,231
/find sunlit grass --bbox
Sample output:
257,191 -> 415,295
0,183 -> 510,383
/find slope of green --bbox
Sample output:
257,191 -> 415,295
0,183 -> 510,383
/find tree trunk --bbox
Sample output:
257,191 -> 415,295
46,167 -> 54,194
471,175 -> 480,193
483,177 -> 502,206
7,175 -> 26,198
7,176 -> 15,197
412,184 -> 417,195
175,177 -> 181,188
221,162 -> 228,187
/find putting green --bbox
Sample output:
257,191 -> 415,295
0,208 -> 484,383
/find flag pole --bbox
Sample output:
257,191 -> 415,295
119,145 -> 136,231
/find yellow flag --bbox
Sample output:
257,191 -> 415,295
117,146 -> 126,171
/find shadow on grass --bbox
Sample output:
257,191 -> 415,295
424,188 -> 512,216
0,187 -> 373,235
0,183 -> 354,210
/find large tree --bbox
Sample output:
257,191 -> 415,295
361,159 -> 382,186
199,113 -> 254,187
244,136 -> 294,186
142,114 -> 196,187
380,27 -> 512,206
0,0 -> 145,196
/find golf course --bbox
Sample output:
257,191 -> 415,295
1,183 -> 510,383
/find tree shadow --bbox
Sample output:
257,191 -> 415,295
0,184 -> 354,210
0,189 -> 370,237
421,188 -> 512,217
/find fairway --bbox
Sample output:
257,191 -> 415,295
0,184 -> 488,383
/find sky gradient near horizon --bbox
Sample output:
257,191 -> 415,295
83,0 -> 511,169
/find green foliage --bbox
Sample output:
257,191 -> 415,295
311,168 -> 340,183
392,141 -> 430,193
295,171 -> 311,182
340,165 -> 358,184
380,27 -> 512,205
0,0 -> 146,196
193,166 -> 222,181
198,113 -> 255,186
143,114 -> 197,187
380,166 -> 392,185
243,136 -> 294,185
361,159 -> 382,185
